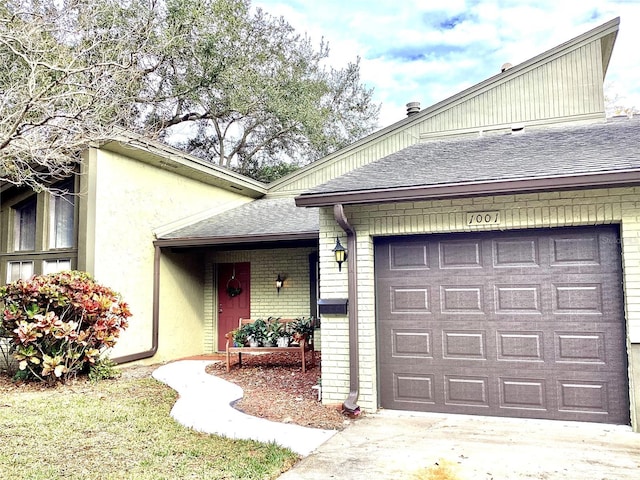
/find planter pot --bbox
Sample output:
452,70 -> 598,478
277,337 -> 290,348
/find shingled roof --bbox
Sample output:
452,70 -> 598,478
295,116 -> 640,207
155,197 -> 318,246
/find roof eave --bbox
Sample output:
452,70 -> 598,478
154,231 -> 319,248
99,131 -> 267,198
295,170 -> 640,207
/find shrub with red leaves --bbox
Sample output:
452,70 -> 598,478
0,271 -> 131,383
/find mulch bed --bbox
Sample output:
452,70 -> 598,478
206,351 -> 352,431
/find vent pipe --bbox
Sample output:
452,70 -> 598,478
406,101 -> 421,116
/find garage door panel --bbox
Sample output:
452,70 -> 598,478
442,330 -> 487,359
389,286 -> 431,314
390,329 -> 433,358
493,238 -> 541,267
445,375 -> 490,406
440,285 -> 485,313
495,284 -> 543,313
555,332 -> 606,363
550,235 -> 601,265
376,226 -> 630,424
553,282 -> 604,314
389,243 -> 430,270
499,377 -> 548,411
439,240 -> 484,269
497,331 -> 545,361
394,372 -> 436,404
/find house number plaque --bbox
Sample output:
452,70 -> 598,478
466,210 -> 501,226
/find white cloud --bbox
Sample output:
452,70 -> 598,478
254,0 -> 640,126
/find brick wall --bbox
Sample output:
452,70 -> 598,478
318,187 -> 640,428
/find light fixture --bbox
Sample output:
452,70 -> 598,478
276,274 -> 284,294
332,236 -> 347,271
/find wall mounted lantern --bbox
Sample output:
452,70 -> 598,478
332,236 -> 347,271
276,274 -> 284,294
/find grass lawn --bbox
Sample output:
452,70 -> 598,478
0,376 -> 298,479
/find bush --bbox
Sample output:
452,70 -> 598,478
0,271 -> 131,383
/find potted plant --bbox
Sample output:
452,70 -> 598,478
242,323 -> 259,347
232,326 -> 248,347
251,318 -> 269,347
291,316 -> 315,345
268,318 -> 291,347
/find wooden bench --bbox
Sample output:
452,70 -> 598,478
225,317 -> 315,373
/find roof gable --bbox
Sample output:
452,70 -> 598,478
269,18 -> 619,197
100,130 -> 267,199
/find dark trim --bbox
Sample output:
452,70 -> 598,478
112,244 -> 160,364
154,231 -> 318,248
334,204 -> 360,415
309,252 -> 319,319
295,170 -> 640,207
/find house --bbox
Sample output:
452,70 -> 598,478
0,131 -> 266,361
2,17 -> 639,431
293,17 -> 640,429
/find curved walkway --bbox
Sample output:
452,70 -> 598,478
152,360 -> 337,456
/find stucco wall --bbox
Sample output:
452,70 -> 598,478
80,148 -> 252,359
318,187 -> 640,430
154,251 -> 206,363
204,247 -> 317,352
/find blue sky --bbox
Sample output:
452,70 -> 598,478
253,0 -> 640,127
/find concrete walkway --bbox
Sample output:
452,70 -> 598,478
152,360 -> 640,478
151,360 -> 336,456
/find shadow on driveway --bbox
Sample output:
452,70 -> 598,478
278,411 -> 640,479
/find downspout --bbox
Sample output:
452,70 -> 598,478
112,244 -> 160,364
334,204 -> 360,415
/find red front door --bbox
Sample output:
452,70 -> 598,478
217,262 -> 250,351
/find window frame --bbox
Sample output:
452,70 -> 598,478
48,179 -> 76,250
13,196 -> 37,252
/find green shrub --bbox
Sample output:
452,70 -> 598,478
88,357 -> 121,382
0,271 -> 131,384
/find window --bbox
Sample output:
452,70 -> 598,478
49,181 -> 75,249
43,259 -> 72,274
13,197 -> 36,251
7,261 -> 34,283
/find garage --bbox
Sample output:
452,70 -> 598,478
376,225 -> 630,424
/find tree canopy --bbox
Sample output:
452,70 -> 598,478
0,0 -> 159,190
0,0 -> 380,188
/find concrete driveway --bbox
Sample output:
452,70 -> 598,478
278,411 -> 640,479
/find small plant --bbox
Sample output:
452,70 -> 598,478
88,357 -> 121,382
267,317 -> 290,346
0,271 -> 131,384
231,327 -> 248,347
291,316 -> 315,343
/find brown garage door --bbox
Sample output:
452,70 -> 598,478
376,226 -> 630,424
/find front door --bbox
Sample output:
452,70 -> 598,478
217,262 -> 250,351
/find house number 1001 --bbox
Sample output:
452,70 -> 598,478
466,211 -> 500,225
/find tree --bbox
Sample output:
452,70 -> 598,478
1,0 -> 380,189
135,0 -> 380,176
0,0 -> 160,191
604,84 -> 639,118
